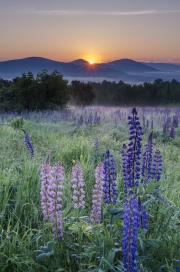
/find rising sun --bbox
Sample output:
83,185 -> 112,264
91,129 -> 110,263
89,59 -> 94,64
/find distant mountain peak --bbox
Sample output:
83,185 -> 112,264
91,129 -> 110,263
1,56 -> 180,82
106,58 -> 159,72
70,59 -> 89,65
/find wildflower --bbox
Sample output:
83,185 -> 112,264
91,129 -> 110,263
71,161 -> 85,209
124,107 -> 143,191
152,149 -> 162,181
103,149 -> 117,204
122,108 -> 149,271
122,191 -> 139,272
48,162 -> 64,239
21,129 -> 34,158
40,156 -> 64,239
90,163 -> 103,224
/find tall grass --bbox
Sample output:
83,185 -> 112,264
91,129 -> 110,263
0,106 -> 180,271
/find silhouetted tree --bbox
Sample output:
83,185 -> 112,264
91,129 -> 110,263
0,70 -> 71,111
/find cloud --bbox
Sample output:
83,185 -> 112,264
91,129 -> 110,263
30,9 -> 180,16
168,59 -> 180,64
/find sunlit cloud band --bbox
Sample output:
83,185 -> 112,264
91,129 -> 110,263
30,9 -> 180,16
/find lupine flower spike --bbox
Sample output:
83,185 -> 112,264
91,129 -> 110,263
48,162 -> 64,239
103,149 -> 117,204
152,149 -> 162,182
90,162 -> 103,224
122,191 -> 139,272
71,161 -> 85,209
21,129 -> 34,158
124,107 -> 143,192
122,108 -> 149,271
40,156 -> 64,239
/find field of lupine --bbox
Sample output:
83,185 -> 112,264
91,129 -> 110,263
1,106 -> 180,272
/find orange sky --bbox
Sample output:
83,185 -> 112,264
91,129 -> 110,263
1,0 -> 180,63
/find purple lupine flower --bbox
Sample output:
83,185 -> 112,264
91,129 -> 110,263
141,131 -> 153,185
122,192 -> 139,272
40,155 -> 52,220
103,149 -> 117,204
170,126 -> 175,138
71,161 -> 85,209
94,137 -> 99,149
152,149 -> 162,182
48,162 -> 64,239
138,197 -> 148,229
90,162 -> 103,224
125,107 -> 143,190
21,129 -> 34,158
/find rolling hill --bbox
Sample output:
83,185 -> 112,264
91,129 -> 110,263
1,57 -> 180,83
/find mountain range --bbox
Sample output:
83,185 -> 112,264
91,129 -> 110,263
0,57 -> 180,83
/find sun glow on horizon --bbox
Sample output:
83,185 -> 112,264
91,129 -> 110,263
89,59 -> 94,64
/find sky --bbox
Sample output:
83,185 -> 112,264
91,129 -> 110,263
1,0 -> 180,63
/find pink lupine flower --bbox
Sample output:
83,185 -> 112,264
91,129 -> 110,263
90,162 -> 104,224
71,161 -> 85,209
48,162 -> 64,239
40,156 -> 64,239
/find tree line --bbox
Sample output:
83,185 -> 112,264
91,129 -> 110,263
92,79 -> 180,106
0,70 -> 95,111
1,70 -> 180,111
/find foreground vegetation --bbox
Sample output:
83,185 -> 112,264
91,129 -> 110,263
0,106 -> 180,271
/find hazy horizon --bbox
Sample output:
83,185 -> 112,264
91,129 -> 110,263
1,56 -> 180,65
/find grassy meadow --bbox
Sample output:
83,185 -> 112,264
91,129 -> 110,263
0,106 -> 180,272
